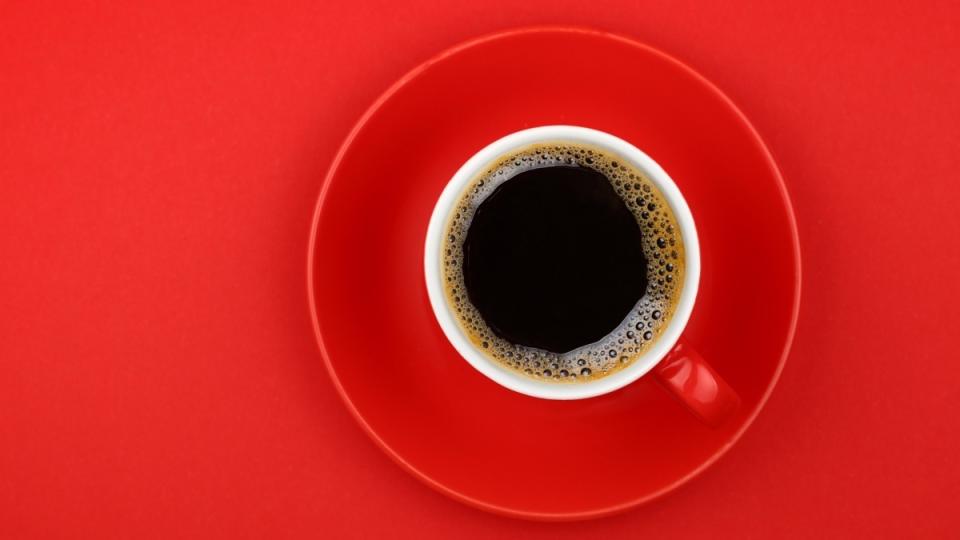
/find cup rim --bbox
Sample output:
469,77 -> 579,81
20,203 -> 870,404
424,125 -> 700,400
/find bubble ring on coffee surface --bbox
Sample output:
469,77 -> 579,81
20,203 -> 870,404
442,143 -> 686,383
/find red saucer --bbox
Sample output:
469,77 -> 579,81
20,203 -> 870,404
308,27 -> 800,520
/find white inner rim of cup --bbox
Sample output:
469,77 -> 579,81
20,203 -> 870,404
424,126 -> 700,400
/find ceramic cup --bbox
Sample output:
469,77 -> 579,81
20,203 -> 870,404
425,126 -> 738,424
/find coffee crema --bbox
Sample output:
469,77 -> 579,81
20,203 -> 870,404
441,142 -> 685,383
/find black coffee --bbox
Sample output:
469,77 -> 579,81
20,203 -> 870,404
441,142 -> 684,383
463,166 -> 647,353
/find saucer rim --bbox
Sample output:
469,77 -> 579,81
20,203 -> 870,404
306,25 -> 802,521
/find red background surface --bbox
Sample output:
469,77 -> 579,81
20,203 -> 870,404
1,1 -> 958,538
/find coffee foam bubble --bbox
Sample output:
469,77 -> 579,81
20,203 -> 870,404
442,143 -> 685,383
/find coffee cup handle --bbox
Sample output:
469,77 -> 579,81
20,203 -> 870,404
653,340 -> 740,427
